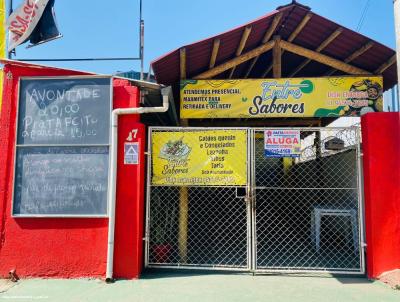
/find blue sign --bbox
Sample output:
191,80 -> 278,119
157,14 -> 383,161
124,142 -> 139,165
264,130 -> 301,158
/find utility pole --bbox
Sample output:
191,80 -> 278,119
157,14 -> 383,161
394,0 -> 400,109
139,0 -> 144,80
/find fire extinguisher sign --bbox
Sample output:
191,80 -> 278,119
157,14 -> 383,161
124,142 -> 139,165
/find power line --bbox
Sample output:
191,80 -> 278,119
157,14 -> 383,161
356,0 -> 371,32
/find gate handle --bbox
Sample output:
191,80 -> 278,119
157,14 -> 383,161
235,187 -> 247,199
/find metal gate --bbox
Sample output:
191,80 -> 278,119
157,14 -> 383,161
145,127 -> 251,270
252,127 -> 364,273
146,127 -> 364,274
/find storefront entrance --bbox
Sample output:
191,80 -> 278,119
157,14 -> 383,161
145,127 -> 364,274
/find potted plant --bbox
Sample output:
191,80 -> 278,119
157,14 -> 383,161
152,225 -> 172,263
150,193 -> 176,263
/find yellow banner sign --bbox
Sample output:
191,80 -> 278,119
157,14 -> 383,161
0,70 -> 3,114
152,129 -> 247,186
0,0 -> 5,58
180,76 -> 383,118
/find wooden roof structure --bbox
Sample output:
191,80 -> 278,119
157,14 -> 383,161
150,1 -> 397,126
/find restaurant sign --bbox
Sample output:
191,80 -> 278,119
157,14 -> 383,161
151,129 -> 247,186
180,76 -> 383,119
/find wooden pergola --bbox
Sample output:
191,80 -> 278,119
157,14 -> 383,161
151,1 -> 397,127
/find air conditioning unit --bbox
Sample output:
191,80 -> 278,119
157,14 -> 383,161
324,137 -> 345,150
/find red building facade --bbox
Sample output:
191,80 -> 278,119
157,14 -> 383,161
0,62 -> 145,279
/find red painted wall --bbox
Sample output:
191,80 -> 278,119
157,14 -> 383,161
362,112 -> 400,279
0,64 -> 145,279
114,120 -> 145,278
113,79 -> 145,279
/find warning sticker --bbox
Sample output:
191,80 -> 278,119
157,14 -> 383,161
124,142 -> 139,165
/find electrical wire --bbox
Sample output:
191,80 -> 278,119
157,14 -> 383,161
356,0 -> 371,32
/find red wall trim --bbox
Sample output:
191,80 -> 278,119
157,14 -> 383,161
362,112 -> 400,278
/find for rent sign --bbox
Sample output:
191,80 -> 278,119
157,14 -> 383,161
180,76 -> 383,118
264,130 -> 301,158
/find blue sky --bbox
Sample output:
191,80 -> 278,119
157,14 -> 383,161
9,0 -> 397,76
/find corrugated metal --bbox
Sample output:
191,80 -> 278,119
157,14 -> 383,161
151,2 -> 397,91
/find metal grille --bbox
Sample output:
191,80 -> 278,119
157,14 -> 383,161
253,127 -> 363,273
146,127 -> 363,274
146,128 -> 250,270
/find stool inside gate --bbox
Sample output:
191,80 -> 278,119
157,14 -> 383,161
311,208 -> 359,254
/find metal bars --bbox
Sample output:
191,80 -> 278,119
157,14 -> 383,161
253,127 -> 363,273
146,127 -> 364,274
146,128 -> 251,270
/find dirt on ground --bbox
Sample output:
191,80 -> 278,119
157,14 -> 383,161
378,269 -> 400,290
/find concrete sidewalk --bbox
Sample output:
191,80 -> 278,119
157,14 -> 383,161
1,272 -> 399,302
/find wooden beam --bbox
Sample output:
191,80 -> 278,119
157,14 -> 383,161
261,65 -> 273,78
244,12 -> 283,78
236,26 -> 252,56
288,12 -> 313,42
180,48 -> 186,79
273,36 -> 282,78
280,40 -> 371,75
244,57 -> 258,78
344,41 -> 374,63
180,48 -> 189,126
209,39 -> 220,69
189,117 -> 324,127
262,12 -> 283,43
315,28 -> 344,52
194,40 -> 275,79
375,54 -> 396,74
229,26 -> 252,78
325,41 -> 374,76
289,27 -> 343,77
261,13 -> 313,78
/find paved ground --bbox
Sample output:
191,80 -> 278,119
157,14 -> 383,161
0,271 -> 399,302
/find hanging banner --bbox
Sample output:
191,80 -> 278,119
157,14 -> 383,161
7,0 -> 61,52
180,76 -> 383,119
264,130 -> 301,158
151,129 -> 247,186
28,0 -> 62,48
7,0 -> 49,51
0,0 -> 5,58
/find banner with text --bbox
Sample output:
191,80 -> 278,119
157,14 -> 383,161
264,130 -> 301,158
180,76 -> 383,119
7,0 -> 61,52
0,0 -> 5,57
0,70 -> 3,114
151,129 -> 247,186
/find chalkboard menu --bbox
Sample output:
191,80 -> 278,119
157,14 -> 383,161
13,76 -> 112,217
17,77 -> 111,145
13,147 -> 109,215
